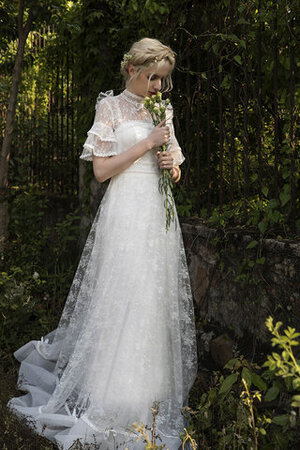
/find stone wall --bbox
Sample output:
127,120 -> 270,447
181,220 -> 300,343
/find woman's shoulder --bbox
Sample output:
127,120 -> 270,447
95,90 -> 115,108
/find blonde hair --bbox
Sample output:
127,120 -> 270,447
120,38 -> 176,92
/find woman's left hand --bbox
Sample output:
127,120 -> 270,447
157,151 -> 173,170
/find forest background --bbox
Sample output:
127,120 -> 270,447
0,0 -> 299,448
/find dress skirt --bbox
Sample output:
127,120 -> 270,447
7,165 -> 197,449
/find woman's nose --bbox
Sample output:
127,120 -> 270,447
154,79 -> 161,91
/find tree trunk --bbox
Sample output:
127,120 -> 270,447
0,2 -> 32,250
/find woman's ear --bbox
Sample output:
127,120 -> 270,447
127,63 -> 136,77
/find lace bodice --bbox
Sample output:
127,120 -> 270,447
80,89 -> 185,166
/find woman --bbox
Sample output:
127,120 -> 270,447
8,38 -> 197,450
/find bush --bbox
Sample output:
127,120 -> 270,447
0,185 -> 81,353
186,317 -> 300,449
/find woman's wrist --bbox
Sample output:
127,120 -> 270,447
143,137 -> 154,151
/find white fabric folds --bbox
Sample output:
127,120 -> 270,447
8,90 -> 197,450
80,91 -> 117,161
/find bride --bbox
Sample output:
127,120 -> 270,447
8,37 -> 197,450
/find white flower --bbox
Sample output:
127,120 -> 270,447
33,271 -> 39,280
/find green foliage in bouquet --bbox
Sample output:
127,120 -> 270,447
143,92 -> 176,232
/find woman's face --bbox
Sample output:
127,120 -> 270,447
127,62 -> 172,97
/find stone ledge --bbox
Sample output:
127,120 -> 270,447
180,219 -> 300,342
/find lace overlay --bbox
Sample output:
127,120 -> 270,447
80,89 -> 185,166
8,89 -> 197,450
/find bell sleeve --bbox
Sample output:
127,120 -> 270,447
80,94 -> 117,161
165,103 -> 185,166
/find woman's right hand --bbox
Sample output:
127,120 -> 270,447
145,119 -> 170,150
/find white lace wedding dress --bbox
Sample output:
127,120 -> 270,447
8,89 -> 197,450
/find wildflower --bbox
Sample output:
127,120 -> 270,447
156,92 -> 162,103
120,53 -> 132,69
143,92 -> 176,231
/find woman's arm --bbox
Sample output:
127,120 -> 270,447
93,120 -> 170,182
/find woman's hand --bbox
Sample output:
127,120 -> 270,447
157,152 -> 181,182
157,151 -> 174,170
146,119 -> 170,150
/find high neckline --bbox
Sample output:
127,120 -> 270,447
121,89 -> 146,111
122,89 -> 145,103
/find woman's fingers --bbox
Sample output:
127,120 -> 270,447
157,151 -> 174,169
148,124 -> 170,148
157,119 -> 167,127
157,151 -> 172,160
156,122 -> 170,142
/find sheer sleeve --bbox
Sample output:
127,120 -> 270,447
80,93 -> 117,161
165,103 -> 185,166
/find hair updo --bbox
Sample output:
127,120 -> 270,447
120,37 -> 176,92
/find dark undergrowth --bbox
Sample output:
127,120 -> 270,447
0,358 -> 57,450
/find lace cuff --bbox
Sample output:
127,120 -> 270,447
170,147 -> 185,166
80,123 -> 117,161
165,103 -> 185,166
80,92 -> 117,161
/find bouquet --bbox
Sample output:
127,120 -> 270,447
143,92 -> 176,231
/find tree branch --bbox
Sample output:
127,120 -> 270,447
17,0 -> 25,37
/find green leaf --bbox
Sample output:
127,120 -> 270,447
256,257 -> 266,265
251,373 -> 267,391
280,191 -> 290,207
234,55 -> 242,65
224,358 -> 239,370
228,34 -> 240,42
267,199 -> 279,210
242,367 -> 252,388
258,221 -> 267,234
262,186 -> 269,197
221,75 -> 230,89
265,384 -> 280,402
219,373 -> 238,394
282,351 -> 289,362
272,415 -> 289,426
292,378 -> 300,390
237,18 -> 249,25
291,400 -> 300,407
212,43 -> 219,54
247,240 -> 258,249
